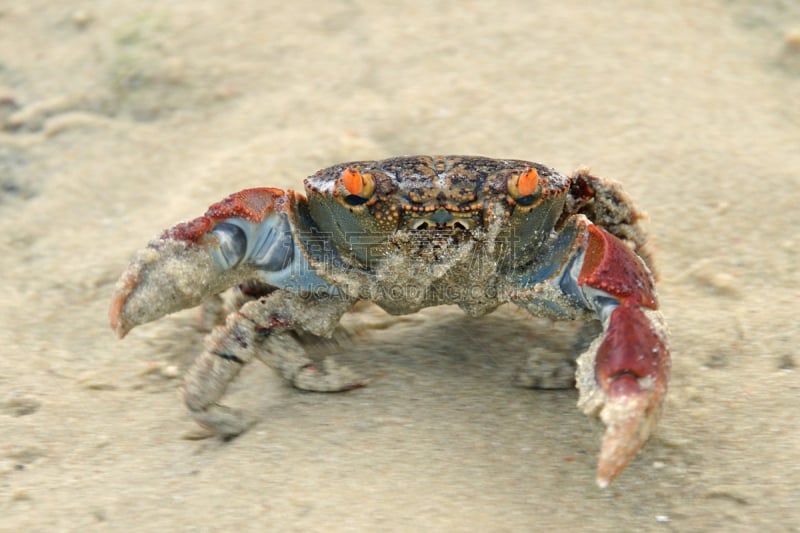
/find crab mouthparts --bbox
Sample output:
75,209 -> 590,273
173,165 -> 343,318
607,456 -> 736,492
407,208 -> 476,231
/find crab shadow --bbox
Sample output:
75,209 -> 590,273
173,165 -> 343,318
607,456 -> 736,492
298,303 -> 593,391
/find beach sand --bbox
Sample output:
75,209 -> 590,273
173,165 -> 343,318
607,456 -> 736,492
1,1 -> 799,530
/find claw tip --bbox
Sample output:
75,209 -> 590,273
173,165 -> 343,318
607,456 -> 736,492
108,293 -> 130,338
596,457 -> 625,489
594,394 -> 656,488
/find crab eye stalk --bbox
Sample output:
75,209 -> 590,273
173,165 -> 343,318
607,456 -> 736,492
339,167 -> 375,207
507,168 -> 540,207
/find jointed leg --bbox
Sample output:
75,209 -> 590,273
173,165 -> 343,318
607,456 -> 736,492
182,291 -> 356,437
183,309 -> 261,436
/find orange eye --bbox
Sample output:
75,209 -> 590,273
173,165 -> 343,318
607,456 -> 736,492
507,168 -> 540,204
340,168 -> 375,206
517,168 -> 539,196
342,168 -> 364,195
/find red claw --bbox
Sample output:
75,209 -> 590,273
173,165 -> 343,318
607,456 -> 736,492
596,301 -> 668,393
162,188 -> 290,243
110,187 -> 296,339
579,224 -> 657,309
578,223 -> 670,487
593,300 -> 669,486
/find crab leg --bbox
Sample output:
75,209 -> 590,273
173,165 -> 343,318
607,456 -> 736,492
572,223 -> 670,487
181,291 -> 355,436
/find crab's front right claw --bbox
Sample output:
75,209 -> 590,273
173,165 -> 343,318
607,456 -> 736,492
109,187 -> 298,338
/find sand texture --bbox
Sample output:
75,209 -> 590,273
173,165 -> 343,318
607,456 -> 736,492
1,1 -> 799,531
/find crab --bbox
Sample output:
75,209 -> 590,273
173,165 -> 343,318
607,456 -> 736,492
109,155 -> 669,487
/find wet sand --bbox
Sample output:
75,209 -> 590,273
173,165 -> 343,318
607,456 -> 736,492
1,1 -> 799,531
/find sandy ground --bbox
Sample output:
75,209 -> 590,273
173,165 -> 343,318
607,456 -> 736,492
1,1 -> 799,531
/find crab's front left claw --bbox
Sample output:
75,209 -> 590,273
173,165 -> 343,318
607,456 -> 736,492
580,301 -> 669,487
576,224 -> 671,487
109,187 -> 299,338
